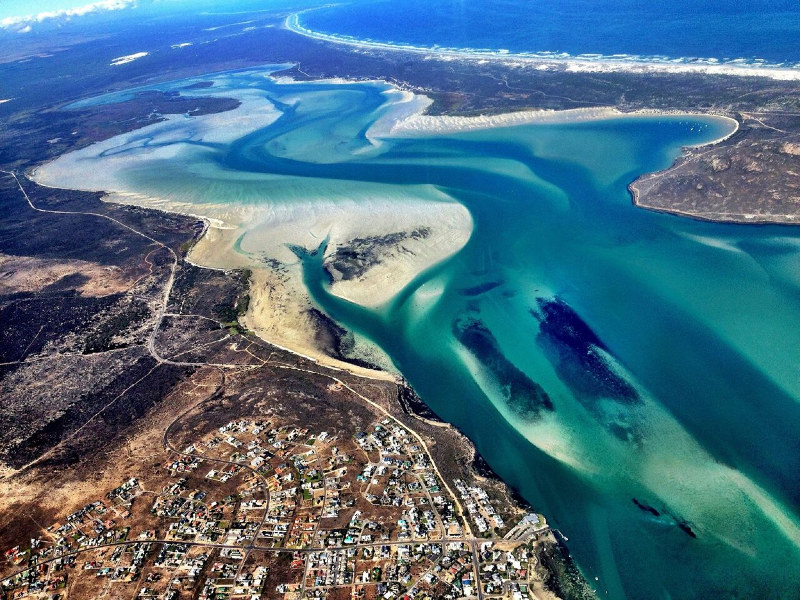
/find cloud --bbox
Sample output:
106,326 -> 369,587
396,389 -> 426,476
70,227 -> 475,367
1,0 -> 137,32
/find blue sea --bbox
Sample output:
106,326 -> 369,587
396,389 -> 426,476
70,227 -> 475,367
300,0 -> 800,67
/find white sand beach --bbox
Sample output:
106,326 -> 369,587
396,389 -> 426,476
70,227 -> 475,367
286,11 -> 800,81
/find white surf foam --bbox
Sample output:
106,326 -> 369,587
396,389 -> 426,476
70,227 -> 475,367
287,11 -> 800,82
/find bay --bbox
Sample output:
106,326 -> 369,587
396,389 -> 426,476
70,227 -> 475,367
37,71 -> 800,599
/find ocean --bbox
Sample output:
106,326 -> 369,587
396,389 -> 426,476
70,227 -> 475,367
299,0 -> 800,69
35,69 -> 800,599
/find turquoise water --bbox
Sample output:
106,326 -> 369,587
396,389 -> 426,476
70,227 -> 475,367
299,121 -> 800,598
50,71 -> 800,599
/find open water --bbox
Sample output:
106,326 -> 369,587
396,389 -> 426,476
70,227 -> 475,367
300,0 -> 800,69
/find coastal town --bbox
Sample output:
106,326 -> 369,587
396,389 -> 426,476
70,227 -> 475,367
1,414 -> 554,600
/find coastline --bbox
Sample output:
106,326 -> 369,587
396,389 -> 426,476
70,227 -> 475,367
27,71 -> 475,383
286,11 -> 800,82
238,267 -> 399,382
19,173 -> 400,383
14,64 -> 795,600
629,189 -> 800,225
182,226 -> 400,382
0,167 -> 585,598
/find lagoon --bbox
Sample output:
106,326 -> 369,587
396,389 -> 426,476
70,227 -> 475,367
35,69 -> 800,599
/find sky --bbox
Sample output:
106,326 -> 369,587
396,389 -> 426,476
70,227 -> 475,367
0,0 -> 311,32
0,0 -> 89,19
0,0 -> 139,31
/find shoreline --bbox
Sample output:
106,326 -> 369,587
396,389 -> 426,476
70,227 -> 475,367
15,65 -> 782,600
6,14 -> 800,600
629,187 -> 800,225
182,227 -> 399,383
286,11 -> 800,82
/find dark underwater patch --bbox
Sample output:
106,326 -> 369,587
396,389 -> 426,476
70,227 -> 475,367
631,499 -> 698,539
182,80 -> 215,90
632,498 -> 661,517
608,422 -> 636,442
532,297 -> 640,405
453,317 -> 553,419
459,280 -> 503,297
677,521 -> 698,539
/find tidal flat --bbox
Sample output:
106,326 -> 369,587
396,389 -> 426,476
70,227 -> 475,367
33,67 -> 800,599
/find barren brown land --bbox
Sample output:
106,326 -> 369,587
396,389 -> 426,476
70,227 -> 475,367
630,112 -> 800,222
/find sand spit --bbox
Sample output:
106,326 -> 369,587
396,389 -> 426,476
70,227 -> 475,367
382,103 -> 739,144
170,189 -> 473,308
390,106 -> 624,135
286,11 -> 800,82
